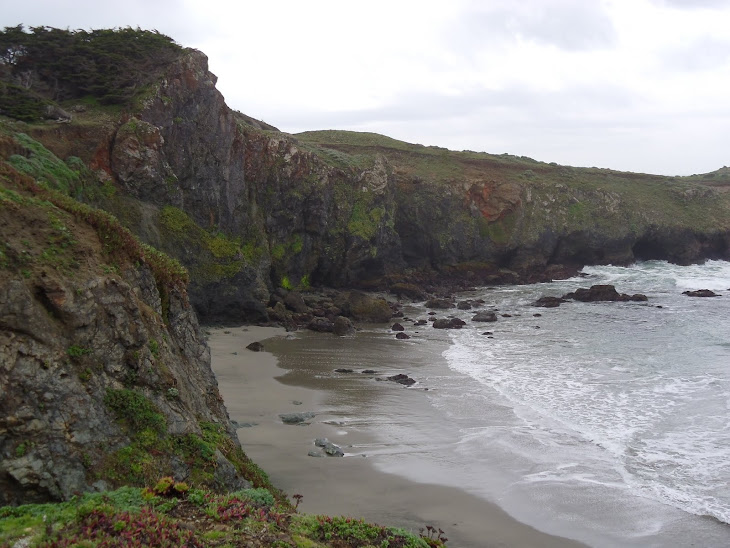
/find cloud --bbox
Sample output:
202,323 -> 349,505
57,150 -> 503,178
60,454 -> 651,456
662,36 -> 730,71
657,0 -> 730,8
451,0 -> 617,53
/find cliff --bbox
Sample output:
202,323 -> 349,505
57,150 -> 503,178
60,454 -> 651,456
3,26 -> 730,326
0,155 -> 265,505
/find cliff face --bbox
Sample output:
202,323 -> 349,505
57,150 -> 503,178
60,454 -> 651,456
0,161 -> 250,505
6,35 -> 730,324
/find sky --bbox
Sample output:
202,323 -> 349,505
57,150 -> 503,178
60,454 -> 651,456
4,0 -> 730,176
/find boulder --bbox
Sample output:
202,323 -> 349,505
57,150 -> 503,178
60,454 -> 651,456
323,442 -> 344,457
472,311 -> 498,322
395,332 -> 411,340
457,300 -> 472,310
390,282 -> 428,301
562,285 -> 648,302
307,317 -> 334,332
425,298 -> 453,310
391,323 -> 405,331
347,291 -> 393,323
246,341 -> 264,352
333,315 -> 355,336
279,412 -> 315,424
433,318 -> 465,329
284,291 -> 309,313
387,374 -> 416,386
683,289 -> 721,297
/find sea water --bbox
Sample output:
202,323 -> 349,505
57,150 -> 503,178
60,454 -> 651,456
371,260 -> 730,547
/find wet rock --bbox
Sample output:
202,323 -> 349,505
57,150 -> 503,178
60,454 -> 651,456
335,368 -> 354,373
533,296 -> 567,308
414,319 -> 428,325
683,289 -> 721,297
246,341 -> 264,352
425,298 -> 453,310
307,317 -> 334,332
387,374 -> 416,386
332,315 -> 355,336
323,442 -> 344,457
284,291 -> 309,313
432,318 -> 464,329
472,311 -> 498,322
279,412 -> 316,424
361,369 -> 377,375
314,438 -> 329,447
390,283 -> 428,301
457,300 -> 472,310
347,291 -> 392,323
391,322 -> 405,331
308,450 -> 324,458
562,285 -> 648,302
395,332 -> 411,340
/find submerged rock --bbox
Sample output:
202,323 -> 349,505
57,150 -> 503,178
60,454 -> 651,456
387,374 -> 416,386
246,341 -> 264,352
471,311 -> 498,322
683,289 -> 721,297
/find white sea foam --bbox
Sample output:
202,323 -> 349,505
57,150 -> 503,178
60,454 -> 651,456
432,261 -> 730,545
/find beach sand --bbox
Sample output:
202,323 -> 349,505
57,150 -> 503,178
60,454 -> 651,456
208,325 -> 585,548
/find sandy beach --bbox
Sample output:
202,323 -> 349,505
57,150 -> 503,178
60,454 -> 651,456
207,325 -> 585,548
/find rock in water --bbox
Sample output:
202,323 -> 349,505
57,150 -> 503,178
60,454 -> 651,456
533,296 -> 567,308
683,289 -> 721,297
472,311 -> 498,322
387,374 -> 416,386
562,285 -> 648,302
333,315 -> 355,336
246,341 -> 264,351
425,298 -> 453,310
279,412 -> 316,424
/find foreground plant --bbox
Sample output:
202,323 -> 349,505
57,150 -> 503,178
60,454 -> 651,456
0,483 -> 446,547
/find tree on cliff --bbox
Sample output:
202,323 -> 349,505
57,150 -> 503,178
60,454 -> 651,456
0,25 -> 181,112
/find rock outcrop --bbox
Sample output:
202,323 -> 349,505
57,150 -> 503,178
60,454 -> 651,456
0,165 -> 249,505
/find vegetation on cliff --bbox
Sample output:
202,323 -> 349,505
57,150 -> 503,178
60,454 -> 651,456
0,25 -> 181,119
0,483 -> 444,547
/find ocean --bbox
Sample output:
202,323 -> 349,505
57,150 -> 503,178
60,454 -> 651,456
363,260 -> 730,547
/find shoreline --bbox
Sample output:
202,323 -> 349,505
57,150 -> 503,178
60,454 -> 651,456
207,325 -> 586,548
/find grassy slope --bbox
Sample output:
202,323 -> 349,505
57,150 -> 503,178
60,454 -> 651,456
296,129 -> 730,237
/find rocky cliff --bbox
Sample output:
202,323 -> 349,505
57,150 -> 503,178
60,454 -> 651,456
0,158 -> 258,505
3,27 -> 730,326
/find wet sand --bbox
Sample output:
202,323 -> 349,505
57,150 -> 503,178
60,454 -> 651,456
208,325 -> 586,548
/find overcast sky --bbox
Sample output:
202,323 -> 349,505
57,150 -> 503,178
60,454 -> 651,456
4,0 -> 730,175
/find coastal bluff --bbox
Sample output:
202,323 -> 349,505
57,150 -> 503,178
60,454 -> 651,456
2,27 -> 729,325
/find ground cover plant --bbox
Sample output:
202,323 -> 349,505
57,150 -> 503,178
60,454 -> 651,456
0,483 -> 446,547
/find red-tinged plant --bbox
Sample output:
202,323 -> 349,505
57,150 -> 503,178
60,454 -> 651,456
41,508 -> 203,547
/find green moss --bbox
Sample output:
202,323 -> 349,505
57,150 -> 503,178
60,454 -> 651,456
104,389 -> 166,434
8,134 -> 79,194
280,276 -> 293,290
347,201 -> 384,241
